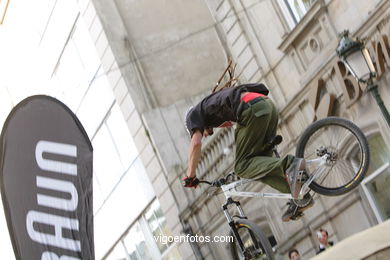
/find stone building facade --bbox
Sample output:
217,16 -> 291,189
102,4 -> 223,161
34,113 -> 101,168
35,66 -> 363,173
88,0 -> 390,259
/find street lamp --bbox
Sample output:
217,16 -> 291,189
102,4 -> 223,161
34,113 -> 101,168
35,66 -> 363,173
336,30 -> 390,128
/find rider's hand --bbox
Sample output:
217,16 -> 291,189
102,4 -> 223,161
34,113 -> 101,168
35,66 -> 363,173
182,176 -> 200,188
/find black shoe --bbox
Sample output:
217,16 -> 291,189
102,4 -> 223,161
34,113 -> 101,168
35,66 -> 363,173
282,194 -> 314,222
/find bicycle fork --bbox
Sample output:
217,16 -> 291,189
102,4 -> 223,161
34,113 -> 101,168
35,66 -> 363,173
298,154 -> 329,197
222,198 -> 252,258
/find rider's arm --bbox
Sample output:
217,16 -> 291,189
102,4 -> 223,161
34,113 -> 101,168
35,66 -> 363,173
186,129 -> 203,178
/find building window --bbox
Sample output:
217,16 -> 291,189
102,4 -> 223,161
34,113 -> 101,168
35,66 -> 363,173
123,223 -> 153,260
361,134 -> 390,223
145,200 -> 174,254
104,200 -> 181,260
278,0 -> 317,29
105,242 -> 127,260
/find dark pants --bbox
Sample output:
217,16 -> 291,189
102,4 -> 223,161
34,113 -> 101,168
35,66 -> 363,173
234,98 -> 294,193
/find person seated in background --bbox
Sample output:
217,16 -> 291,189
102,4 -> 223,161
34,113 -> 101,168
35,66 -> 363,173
316,228 -> 334,254
288,248 -> 301,260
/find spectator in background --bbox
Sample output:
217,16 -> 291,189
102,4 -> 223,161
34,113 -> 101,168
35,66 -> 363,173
288,248 -> 301,260
316,228 -> 334,254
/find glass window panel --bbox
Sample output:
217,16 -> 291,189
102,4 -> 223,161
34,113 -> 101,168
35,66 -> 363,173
72,19 -> 101,82
106,104 -> 138,168
93,124 -> 123,197
54,40 -> 89,111
366,135 -> 390,176
286,0 -> 303,21
162,246 -> 182,260
38,0 -> 79,70
362,134 -> 390,221
76,68 -> 115,137
31,0 -> 57,37
284,0 -> 315,24
145,200 -> 173,253
365,166 -> 390,220
94,158 -> 154,257
93,173 -> 105,214
105,242 -> 127,260
123,223 -> 153,260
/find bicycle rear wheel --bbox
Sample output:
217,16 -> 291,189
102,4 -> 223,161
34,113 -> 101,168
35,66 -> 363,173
230,219 -> 274,260
296,117 -> 370,196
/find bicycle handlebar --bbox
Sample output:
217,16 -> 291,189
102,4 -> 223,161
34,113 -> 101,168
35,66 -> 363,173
198,173 -> 237,187
198,180 -> 212,185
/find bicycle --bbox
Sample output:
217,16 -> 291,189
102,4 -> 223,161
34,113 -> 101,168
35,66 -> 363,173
198,117 -> 370,260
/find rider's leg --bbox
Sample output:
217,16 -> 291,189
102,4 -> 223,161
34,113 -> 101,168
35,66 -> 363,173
236,155 -> 294,193
234,97 -> 294,193
234,97 -> 313,221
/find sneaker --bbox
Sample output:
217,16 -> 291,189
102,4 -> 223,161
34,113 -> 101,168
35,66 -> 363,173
281,200 -> 299,222
286,158 -> 307,199
282,194 -> 314,222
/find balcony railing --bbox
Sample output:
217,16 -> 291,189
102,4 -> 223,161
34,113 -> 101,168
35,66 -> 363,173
197,127 -> 235,179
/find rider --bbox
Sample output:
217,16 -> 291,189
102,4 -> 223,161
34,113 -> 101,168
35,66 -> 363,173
182,83 -> 313,221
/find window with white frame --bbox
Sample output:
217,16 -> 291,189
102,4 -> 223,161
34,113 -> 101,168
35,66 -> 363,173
360,134 -> 390,223
278,0 -> 317,29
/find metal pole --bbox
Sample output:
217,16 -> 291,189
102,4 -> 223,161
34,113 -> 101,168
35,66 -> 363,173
367,83 -> 390,128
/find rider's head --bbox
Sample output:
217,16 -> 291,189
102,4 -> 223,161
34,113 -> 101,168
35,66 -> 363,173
185,106 -> 213,138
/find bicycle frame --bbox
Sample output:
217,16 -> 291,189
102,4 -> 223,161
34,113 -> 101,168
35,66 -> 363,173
221,154 -> 329,200
220,155 -> 329,257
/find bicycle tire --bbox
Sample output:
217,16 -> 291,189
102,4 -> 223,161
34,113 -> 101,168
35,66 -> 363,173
296,117 -> 370,196
229,219 -> 275,260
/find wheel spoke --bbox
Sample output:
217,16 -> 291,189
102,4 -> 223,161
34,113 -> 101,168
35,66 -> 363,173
313,165 -> 334,186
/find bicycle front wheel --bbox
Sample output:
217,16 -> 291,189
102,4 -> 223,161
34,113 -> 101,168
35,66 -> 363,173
296,117 -> 370,196
230,219 -> 274,260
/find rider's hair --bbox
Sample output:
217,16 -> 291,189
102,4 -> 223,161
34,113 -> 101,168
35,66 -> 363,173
212,57 -> 241,93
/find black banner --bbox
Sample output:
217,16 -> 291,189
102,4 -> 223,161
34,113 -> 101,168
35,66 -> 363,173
0,96 -> 94,259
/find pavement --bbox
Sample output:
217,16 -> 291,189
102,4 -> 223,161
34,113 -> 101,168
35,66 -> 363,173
311,219 -> 390,260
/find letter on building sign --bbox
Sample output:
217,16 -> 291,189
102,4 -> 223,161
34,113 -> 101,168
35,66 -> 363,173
374,35 -> 390,80
308,78 -> 335,121
332,60 -> 362,107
